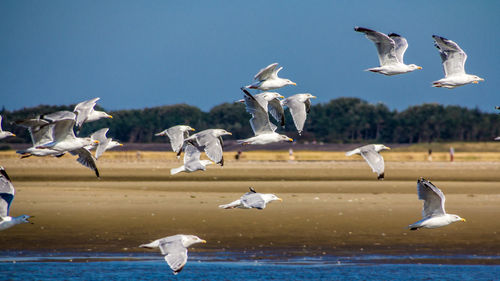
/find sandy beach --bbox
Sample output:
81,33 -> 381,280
0,152 -> 499,262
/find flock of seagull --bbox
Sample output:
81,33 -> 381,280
0,26 -> 489,274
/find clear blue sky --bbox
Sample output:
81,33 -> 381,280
1,1 -> 498,112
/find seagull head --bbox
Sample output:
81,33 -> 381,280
261,92 -> 284,101
450,214 -> 466,223
374,144 -> 390,152
220,130 -> 232,136
20,215 -> 33,224
264,194 -> 283,203
280,135 -> 293,142
471,75 -> 484,84
183,235 -> 207,247
306,93 -> 317,99
285,79 -> 297,86
408,64 -> 423,70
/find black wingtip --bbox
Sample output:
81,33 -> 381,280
388,33 -> 401,37
377,173 -> 384,180
354,26 -> 374,33
95,168 -> 100,178
249,187 -> 256,193
0,168 -> 12,182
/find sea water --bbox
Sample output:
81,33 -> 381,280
0,252 -> 498,280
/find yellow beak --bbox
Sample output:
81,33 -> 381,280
472,81 -> 479,84
288,138 -> 294,142
190,128 -> 196,131
461,218 -> 466,222
417,66 -> 423,70
277,198 -> 283,202
386,146 -> 391,150
119,143 -> 124,146
12,134 -> 16,137
108,115 -> 113,119
227,132 -> 232,135
311,96 -> 317,99
200,240 -> 207,243
279,95 -> 285,99
291,82 -> 297,86
94,140 -> 100,144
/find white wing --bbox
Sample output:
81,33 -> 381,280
267,98 -> 285,127
159,238 -> 189,275
189,130 -> 224,165
360,145 -> 385,178
284,96 -> 307,135
433,35 -> 467,77
242,89 -> 276,135
254,63 -> 279,81
183,144 -> 205,172
241,192 -> 266,209
166,126 -> 187,153
417,178 -> 446,218
388,33 -> 408,63
355,27 -> 398,66
74,97 -> 100,128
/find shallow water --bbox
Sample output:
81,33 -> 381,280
1,252 -> 499,281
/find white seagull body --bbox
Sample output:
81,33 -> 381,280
238,88 -> 293,145
139,234 -> 206,275
408,178 -> 466,230
0,167 -> 32,231
246,63 -> 296,91
346,144 -> 390,180
171,143 -> 213,175
282,93 -> 317,135
219,187 -> 282,209
432,35 -> 484,88
0,116 -> 15,140
354,27 -> 422,76
155,125 -> 195,155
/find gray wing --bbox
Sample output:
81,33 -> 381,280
388,33 -> 408,63
241,193 -> 266,209
0,168 -> 15,217
159,238 -> 188,274
184,144 -> 205,172
268,98 -> 285,127
355,27 -> 398,66
166,126 -> 186,153
242,89 -> 276,135
91,128 -> 109,142
189,130 -> 224,165
285,97 -> 307,135
70,148 -> 99,177
91,128 -> 110,159
42,111 -> 76,123
31,124 -> 55,146
417,178 -> 446,218
433,35 -> 466,77
254,63 -> 278,81
52,119 -> 77,142
74,97 -> 100,128
360,146 -> 385,176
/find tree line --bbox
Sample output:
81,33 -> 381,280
1,97 -> 499,144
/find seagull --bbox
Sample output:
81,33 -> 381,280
236,92 -> 286,127
282,93 -> 317,135
15,115 -> 65,158
432,35 -> 484,88
0,116 -> 15,140
139,234 -> 206,275
409,178 -> 466,230
354,27 -> 422,76
171,143 -> 213,175
182,129 -> 232,166
219,187 -> 282,209
155,125 -> 195,156
237,88 -> 293,145
35,112 -> 100,177
245,63 -> 296,91
73,97 -> 113,130
346,144 -> 390,180
90,128 -> 123,159
0,166 -> 32,231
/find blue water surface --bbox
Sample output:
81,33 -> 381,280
0,253 -> 498,281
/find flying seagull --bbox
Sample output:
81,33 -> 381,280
354,26 -> 422,75
182,129 -> 232,166
35,112 -> 100,177
0,166 -> 33,231
237,88 -> 293,145
0,116 -> 15,140
346,144 -> 390,180
245,63 -> 296,91
281,93 -> 317,135
139,234 -> 206,275
90,128 -> 123,159
171,143 -> 213,175
155,125 -> 195,156
432,35 -> 484,88
219,187 -> 282,209
408,178 -> 466,230
73,97 -> 113,131
236,92 -> 286,127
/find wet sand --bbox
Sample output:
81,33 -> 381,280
0,155 -> 499,262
